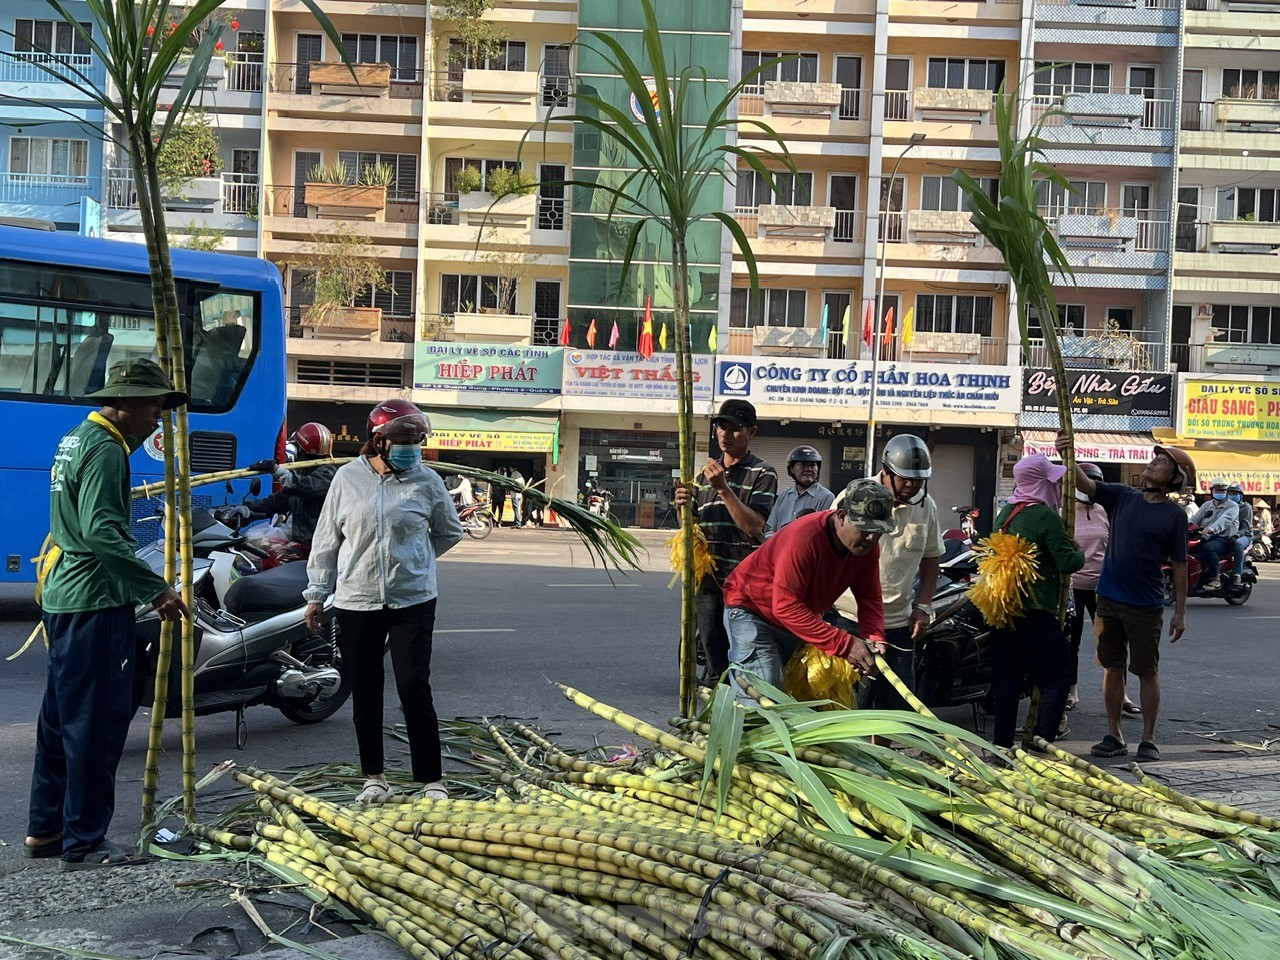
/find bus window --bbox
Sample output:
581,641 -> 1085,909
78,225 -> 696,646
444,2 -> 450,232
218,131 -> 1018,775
189,292 -> 256,407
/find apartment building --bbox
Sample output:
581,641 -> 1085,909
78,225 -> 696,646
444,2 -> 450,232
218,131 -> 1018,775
5,0 -> 1279,517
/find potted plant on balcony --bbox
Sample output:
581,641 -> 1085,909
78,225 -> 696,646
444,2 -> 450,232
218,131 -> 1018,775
459,165 -> 538,224
156,109 -> 223,209
293,227 -> 387,336
304,161 -> 390,220
156,12 -> 233,88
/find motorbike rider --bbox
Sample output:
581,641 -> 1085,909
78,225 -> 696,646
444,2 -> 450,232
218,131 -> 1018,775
225,422 -> 338,555
764,445 -> 835,536
1228,481 -> 1252,586
1189,479 -> 1240,591
449,474 -> 474,507
832,433 -> 943,712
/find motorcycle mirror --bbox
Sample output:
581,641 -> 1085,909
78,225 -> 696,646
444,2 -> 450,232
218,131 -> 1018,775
226,480 -> 235,494
249,477 -> 262,497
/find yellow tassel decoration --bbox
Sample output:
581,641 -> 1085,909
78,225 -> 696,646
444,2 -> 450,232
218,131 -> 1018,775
970,531 -> 1040,629
784,644 -> 860,709
667,524 -> 716,589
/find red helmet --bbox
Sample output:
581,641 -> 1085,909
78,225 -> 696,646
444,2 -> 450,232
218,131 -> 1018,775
367,399 -> 431,440
292,422 -> 333,457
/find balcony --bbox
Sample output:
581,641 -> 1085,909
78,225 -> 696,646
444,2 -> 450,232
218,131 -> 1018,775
1031,89 -> 1177,152
1171,341 -> 1280,374
1185,0 -> 1280,42
734,205 -> 866,259
1038,208 -> 1171,262
880,209 -> 1006,268
1024,331 -> 1166,371
450,312 -> 535,344
288,305 -> 416,345
264,185 -> 419,225
267,62 -> 423,123
901,334 -> 1010,366
881,89 -> 999,144
0,173 -> 99,221
1033,0 -> 1180,30
0,51 -> 105,92
226,52 -> 264,93
429,68 -> 539,105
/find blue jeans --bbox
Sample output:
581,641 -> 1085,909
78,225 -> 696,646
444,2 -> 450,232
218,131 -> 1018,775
724,606 -> 798,698
1234,535 -> 1250,576
28,606 -> 136,860
509,492 -> 524,526
1196,536 -> 1231,586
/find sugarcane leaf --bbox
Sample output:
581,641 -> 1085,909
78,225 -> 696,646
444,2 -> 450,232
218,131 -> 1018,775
699,685 -> 744,819
761,750 -> 856,835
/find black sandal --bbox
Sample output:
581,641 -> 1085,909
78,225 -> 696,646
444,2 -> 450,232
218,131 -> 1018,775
59,839 -> 149,872
22,835 -> 62,859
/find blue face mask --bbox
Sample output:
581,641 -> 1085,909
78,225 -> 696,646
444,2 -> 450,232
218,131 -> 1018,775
386,444 -> 421,471
1229,491 -> 1243,503
1212,491 -> 1227,502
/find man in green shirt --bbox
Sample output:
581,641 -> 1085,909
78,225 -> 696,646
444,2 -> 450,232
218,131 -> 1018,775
26,358 -> 189,870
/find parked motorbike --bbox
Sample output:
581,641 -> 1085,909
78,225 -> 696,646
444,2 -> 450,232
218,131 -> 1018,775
583,481 -> 615,521
1162,526 -> 1257,606
458,500 -> 495,540
130,503 -> 350,739
1251,528 -> 1280,563
951,505 -> 980,542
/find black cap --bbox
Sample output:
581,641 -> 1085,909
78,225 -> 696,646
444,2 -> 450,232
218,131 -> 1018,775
712,398 -> 757,429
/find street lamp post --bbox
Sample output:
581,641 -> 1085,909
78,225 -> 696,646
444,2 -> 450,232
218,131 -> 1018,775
863,132 -> 926,473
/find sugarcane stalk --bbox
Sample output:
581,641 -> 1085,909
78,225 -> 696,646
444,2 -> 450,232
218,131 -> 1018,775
673,237 -> 699,719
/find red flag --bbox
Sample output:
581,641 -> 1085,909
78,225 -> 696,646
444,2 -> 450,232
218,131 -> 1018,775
638,296 -> 654,359
586,318 -> 598,348
861,301 -> 873,346
559,317 -> 572,346
881,306 -> 895,346
608,320 -> 620,349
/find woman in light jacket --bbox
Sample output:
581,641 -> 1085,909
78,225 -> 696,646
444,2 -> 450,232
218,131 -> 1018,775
305,399 -> 464,804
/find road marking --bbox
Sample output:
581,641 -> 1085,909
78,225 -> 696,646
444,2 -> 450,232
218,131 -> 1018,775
1236,616 -> 1280,620
546,583 -> 641,587
435,628 -> 517,634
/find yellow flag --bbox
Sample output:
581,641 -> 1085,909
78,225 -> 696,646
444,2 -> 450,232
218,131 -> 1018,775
902,306 -> 915,346
708,324 -> 718,351
658,321 -> 668,351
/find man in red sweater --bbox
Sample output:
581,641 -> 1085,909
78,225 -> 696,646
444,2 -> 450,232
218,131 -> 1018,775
722,478 -> 893,694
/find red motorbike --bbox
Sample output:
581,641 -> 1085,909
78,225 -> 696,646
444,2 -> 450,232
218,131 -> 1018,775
1162,526 -> 1256,606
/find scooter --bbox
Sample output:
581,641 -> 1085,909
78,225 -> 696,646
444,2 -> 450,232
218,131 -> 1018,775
1251,528 -> 1280,563
458,499 -> 495,540
583,482 -> 615,521
130,504 -> 350,744
1162,527 -> 1257,606
951,505 -> 980,542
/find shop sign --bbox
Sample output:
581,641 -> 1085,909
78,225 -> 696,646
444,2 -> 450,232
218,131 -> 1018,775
1021,435 -> 1154,464
1197,472 -> 1280,496
1023,368 -> 1172,419
715,358 -> 1020,415
415,342 -> 563,394
426,431 -> 555,453
1179,377 -> 1280,442
562,350 -> 713,400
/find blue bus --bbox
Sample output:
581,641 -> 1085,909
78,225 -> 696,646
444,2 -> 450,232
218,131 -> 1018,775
0,225 -> 287,583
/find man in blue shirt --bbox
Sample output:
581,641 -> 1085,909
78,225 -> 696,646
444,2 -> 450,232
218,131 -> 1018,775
1062,435 -> 1191,763
764,445 -> 835,536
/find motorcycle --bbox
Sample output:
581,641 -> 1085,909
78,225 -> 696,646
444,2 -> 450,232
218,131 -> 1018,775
130,502 -> 350,742
951,505 -> 980,542
458,499 -> 495,540
583,481 -> 615,522
916,555 -> 993,712
1251,528 -> 1280,563
1162,526 -> 1257,606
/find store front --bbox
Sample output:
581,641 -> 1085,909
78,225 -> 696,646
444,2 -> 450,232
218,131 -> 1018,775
578,427 -> 681,527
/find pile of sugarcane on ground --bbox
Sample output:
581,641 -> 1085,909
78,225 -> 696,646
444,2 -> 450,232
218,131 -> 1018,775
191,671 -> 1280,960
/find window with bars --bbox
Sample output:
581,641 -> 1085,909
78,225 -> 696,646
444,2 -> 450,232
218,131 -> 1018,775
1035,180 -> 1107,215
1217,187 -> 1280,223
926,58 -> 1005,92
914,295 -> 994,336
448,39 -> 527,73
338,151 -> 417,199
354,270 -> 414,318
1029,304 -> 1086,339
440,274 -> 516,314
1211,304 -> 1280,345
442,157 -> 518,197
1033,62 -> 1112,98
8,137 -> 89,181
1223,68 -> 1280,100
295,358 -> 406,388
921,176 -> 997,212
13,19 -> 91,56
735,170 -> 813,207
542,44 -> 571,106
340,34 -> 419,80
729,288 -> 807,328
742,51 -> 819,85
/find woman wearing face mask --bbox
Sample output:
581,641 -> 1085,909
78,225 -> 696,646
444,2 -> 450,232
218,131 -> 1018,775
304,399 -> 465,804
986,454 -> 1085,749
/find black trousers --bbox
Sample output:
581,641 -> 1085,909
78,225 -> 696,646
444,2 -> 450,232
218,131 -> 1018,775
991,608 -> 1071,749
695,585 -> 730,680
337,600 -> 441,784
1068,588 -> 1098,685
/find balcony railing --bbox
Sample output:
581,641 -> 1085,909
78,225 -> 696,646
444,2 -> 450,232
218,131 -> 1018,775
879,210 -> 904,243
1039,0 -> 1179,7
222,173 -> 259,215
1037,207 -> 1171,252
732,206 -> 864,243
288,305 -> 418,343
269,61 -> 424,98
1186,0 -> 1280,9
0,50 -> 104,86
225,51 -> 264,93
428,68 -> 547,103
737,84 -> 867,120
1024,332 -> 1165,370
1031,88 -> 1177,131
265,184 -> 420,223
884,90 -> 911,121
0,172 -> 98,206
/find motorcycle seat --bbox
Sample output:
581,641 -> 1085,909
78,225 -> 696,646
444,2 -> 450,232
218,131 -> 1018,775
224,562 -> 310,616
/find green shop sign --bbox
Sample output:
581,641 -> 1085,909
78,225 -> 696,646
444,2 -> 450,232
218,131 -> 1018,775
414,342 -> 564,394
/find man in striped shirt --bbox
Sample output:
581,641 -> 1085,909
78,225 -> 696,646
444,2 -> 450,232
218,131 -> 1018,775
674,399 -> 778,684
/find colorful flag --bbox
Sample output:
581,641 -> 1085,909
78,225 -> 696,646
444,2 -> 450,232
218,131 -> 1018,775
861,301 -> 873,346
902,306 -> 915,346
608,320 -> 620,349
882,306 -> 895,346
708,324 -> 718,352
637,296 -> 654,359
559,317 -> 572,346
658,321 -> 668,351
841,303 -> 851,334
586,318 -> 598,348
819,302 -> 829,344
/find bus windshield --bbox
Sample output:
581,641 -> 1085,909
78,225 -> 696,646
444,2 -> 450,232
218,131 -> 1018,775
0,258 -> 260,410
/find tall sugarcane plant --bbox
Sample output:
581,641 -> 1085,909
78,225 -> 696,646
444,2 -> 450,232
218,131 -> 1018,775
524,0 -> 794,717
31,0 -> 345,824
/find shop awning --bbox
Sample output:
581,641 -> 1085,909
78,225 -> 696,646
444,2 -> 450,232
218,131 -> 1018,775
1022,430 -> 1155,465
1161,447 -> 1280,496
425,411 -> 559,460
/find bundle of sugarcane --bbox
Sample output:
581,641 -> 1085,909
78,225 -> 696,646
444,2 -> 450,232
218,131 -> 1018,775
197,677 -> 1280,960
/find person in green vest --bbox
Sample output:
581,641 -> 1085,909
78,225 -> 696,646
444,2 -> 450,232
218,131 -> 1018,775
25,358 -> 189,870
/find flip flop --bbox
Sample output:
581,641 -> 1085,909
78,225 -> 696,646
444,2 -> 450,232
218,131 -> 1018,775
1122,701 -> 1143,716
60,839 -> 149,872
22,835 -> 62,859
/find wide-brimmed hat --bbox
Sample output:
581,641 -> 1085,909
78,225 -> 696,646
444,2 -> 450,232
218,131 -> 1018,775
839,478 -> 895,534
87,358 -> 188,409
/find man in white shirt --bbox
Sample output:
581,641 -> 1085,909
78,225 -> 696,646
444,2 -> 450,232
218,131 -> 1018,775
448,475 -> 474,506
832,433 -> 943,710
764,445 -> 835,536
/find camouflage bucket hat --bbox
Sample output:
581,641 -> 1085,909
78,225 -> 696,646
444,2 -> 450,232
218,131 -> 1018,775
87,357 -> 188,410
840,478 -> 895,534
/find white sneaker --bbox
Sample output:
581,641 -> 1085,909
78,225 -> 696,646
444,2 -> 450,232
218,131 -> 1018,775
355,777 -> 394,804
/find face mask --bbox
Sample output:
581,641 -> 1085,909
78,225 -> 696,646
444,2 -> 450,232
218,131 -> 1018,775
1229,492 -> 1243,503
386,444 -> 421,471
1212,491 -> 1227,502
1075,490 -> 1092,504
